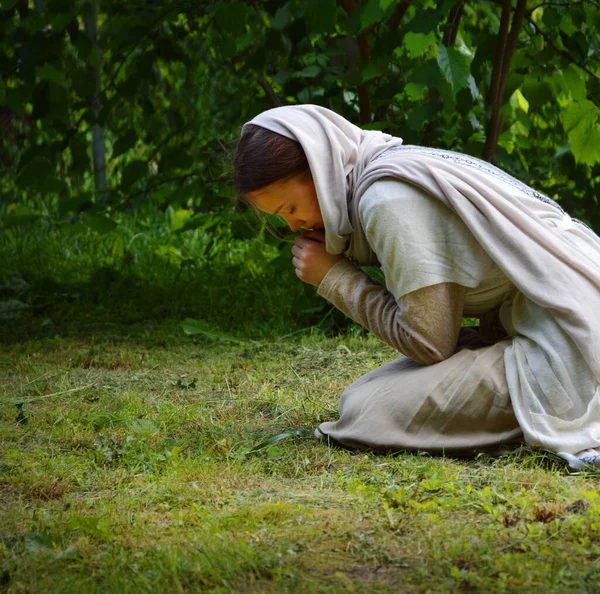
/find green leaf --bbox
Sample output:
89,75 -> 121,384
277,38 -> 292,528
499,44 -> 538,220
436,45 -> 470,93
86,215 -> 117,234
510,89 -> 529,113
36,63 -> 65,85
305,0 -> 336,34
272,2 -> 292,30
560,100 -> 597,133
562,65 -> 586,101
294,65 -> 321,78
170,208 -> 192,231
569,125 -> 600,166
120,160 -> 148,188
360,61 -> 386,84
0,77 -> 5,104
404,82 -> 428,101
235,32 -> 254,54
361,0 -> 384,30
180,318 -> 250,344
403,31 -> 437,58
561,100 -> 600,166
174,214 -> 219,234
244,429 -> 314,456
1,0 -> 19,10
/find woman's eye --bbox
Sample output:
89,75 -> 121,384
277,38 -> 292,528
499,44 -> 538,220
289,207 -> 296,215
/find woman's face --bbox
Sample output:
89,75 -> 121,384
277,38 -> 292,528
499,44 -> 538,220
245,171 -> 323,232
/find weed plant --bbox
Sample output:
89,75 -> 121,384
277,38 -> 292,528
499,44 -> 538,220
0,206 -> 341,342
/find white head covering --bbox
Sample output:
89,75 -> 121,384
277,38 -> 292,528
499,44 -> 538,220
242,104 -> 403,256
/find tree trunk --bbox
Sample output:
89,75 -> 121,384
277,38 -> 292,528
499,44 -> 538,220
482,0 -> 527,162
84,2 -> 108,204
338,0 -> 372,125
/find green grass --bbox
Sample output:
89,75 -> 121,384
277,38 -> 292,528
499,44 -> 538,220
2,323 -> 600,593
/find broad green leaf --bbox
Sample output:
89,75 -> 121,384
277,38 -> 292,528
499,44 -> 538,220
559,14 -> 577,36
405,104 -> 435,132
510,89 -> 529,113
170,208 -> 192,231
86,215 -> 117,234
294,65 -> 321,78
560,31 -> 588,63
271,69 -> 292,86
1,0 -> 19,10
361,0 -> 384,30
305,0 -> 336,34
360,61 -> 386,84
235,32 -> 254,54
174,214 -> 220,234
36,63 -> 64,85
436,45 -> 470,92
272,2 -> 292,30
560,100 -> 597,133
562,65 -> 586,100
121,160 -> 148,188
360,0 -> 396,30
404,82 -> 428,101
569,125 -> 600,166
561,100 -> 600,165
403,32 -> 437,59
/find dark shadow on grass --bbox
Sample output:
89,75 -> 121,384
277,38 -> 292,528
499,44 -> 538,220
315,428 -> 588,474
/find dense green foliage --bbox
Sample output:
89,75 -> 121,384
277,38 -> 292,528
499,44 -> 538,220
1,0 -> 600,332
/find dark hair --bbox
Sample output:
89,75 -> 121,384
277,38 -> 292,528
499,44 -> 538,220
233,124 -> 309,208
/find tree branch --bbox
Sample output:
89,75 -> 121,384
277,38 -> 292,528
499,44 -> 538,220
338,0 -> 371,124
526,16 -> 600,82
387,0 -> 410,31
258,77 -> 281,108
443,0 -> 465,47
483,0 -> 527,162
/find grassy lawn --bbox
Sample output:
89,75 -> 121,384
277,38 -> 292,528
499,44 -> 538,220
1,323 -> 599,593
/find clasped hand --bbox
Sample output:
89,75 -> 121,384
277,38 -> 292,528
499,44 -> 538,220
291,230 -> 343,287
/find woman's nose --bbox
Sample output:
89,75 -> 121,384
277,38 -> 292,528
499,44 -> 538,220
289,218 -> 305,232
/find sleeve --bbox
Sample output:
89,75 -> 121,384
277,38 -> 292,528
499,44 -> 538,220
317,258 -> 465,365
358,178 -> 493,301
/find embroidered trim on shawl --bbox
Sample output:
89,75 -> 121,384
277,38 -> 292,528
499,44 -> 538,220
374,145 -> 592,231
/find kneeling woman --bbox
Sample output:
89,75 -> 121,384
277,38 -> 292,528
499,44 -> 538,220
234,104 -> 600,470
